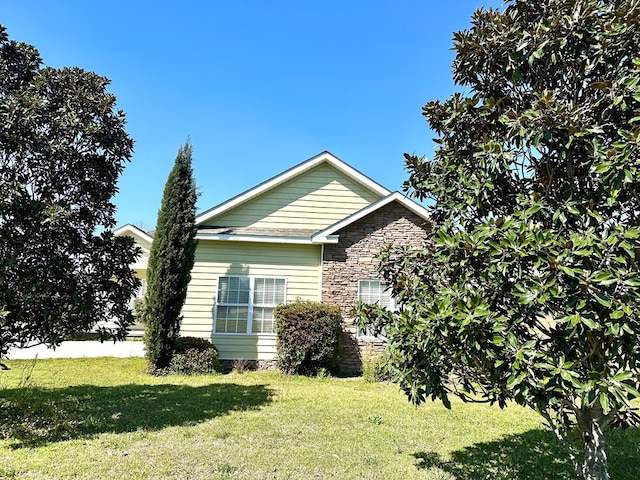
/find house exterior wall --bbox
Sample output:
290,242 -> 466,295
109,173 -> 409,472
182,240 -> 322,360
130,268 -> 147,335
129,232 -> 151,270
321,201 -> 430,372
201,164 -> 382,230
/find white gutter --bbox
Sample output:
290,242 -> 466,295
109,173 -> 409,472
195,234 -> 339,245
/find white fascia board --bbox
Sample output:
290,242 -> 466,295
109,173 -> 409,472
318,235 -> 340,244
196,234 -> 314,245
311,192 -> 430,243
195,151 -> 391,226
114,224 -> 154,244
195,233 -> 340,245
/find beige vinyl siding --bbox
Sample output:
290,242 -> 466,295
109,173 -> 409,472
128,232 -> 151,269
201,164 -> 382,230
131,232 -> 152,251
133,251 -> 150,270
180,240 -> 322,360
130,269 -> 147,335
120,231 -> 150,335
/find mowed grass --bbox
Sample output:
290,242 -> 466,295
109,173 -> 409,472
0,358 -> 638,480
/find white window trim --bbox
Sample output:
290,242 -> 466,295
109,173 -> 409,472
214,275 -> 287,335
357,279 -> 394,340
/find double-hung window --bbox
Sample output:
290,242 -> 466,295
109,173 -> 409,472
215,276 -> 286,334
357,279 -> 394,338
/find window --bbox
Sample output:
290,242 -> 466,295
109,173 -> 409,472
357,279 -> 394,338
215,276 -> 286,334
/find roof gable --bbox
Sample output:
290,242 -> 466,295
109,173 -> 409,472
114,224 -> 154,250
311,192 -> 430,243
196,152 -> 390,228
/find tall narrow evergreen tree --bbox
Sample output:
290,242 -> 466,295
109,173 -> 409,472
143,140 -> 197,372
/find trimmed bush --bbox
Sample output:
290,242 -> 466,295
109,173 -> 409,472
275,300 -> 342,375
132,297 -> 147,323
361,347 -> 390,383
168,337 -> 222,375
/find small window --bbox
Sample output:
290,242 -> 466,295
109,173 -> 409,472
357,279 -> 394,338
215,276 -> 286,334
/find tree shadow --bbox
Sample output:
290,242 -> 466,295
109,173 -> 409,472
0,382 -> 274,448
413,427 -> 640,480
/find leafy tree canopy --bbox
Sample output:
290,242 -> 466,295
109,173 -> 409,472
357,1 -> 640,479
0,25 -> 139,357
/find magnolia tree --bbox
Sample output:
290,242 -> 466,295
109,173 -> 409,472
356,1 -> 640,479
0,25 -> 139,358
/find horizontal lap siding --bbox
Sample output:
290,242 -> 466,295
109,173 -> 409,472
133,235 -> 152,251
210,335 -> 277,360
202,164 -> 382,230
181,240 -> 322,359
131,233 -> 151,269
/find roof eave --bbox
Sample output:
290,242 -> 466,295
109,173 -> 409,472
195,233 -> 340,245
114,224 -> 155,244
312,192 -> 430,240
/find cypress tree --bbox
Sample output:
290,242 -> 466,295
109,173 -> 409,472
143,140 -> 197,372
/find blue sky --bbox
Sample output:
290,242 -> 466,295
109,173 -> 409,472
2,0 -> 503,229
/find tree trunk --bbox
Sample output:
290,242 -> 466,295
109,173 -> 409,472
576,406 -> 610,480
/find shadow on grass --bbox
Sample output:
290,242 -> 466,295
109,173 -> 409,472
413,427 -> 640,480
0,382 -> 274,448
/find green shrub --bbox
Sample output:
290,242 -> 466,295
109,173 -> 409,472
361,347 -> 389,383
174,336 -> 217,353
275,300 -> 342,375
168,336 -> 222,375
132,297 -> 147,323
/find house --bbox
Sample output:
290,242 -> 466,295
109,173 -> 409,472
115,151 -> 430,371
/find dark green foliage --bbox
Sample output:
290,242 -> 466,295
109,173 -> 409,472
356,1 -> 640,478
132,297 -> 146,323
173,336 -> 218,353
143,141 -> 197,372
275,300 -> 342,375
168,337 -> 222,375
361,347 -> 390,383
0,25 -> 139,358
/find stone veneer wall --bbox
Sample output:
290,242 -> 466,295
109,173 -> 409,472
321,201 -> 430,373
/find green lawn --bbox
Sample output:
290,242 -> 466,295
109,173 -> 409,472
0,358 -> 638,479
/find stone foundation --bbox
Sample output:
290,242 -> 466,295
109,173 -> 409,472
322,200 -> 430,373
219,359 -> 277,372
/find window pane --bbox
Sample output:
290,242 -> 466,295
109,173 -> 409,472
254,278 -> 285,305
218,276 -> 250,304
254,278 -> 267,304
217,277 -> 229,303
215,306 -> 248,333
359,280 -> 391,306
237,277 -> 250,303
252,307 -> 275,334
358,279 -> 392,338
275,279 -> 285,303
216,276 -> 285,334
